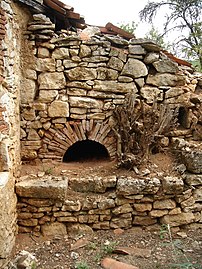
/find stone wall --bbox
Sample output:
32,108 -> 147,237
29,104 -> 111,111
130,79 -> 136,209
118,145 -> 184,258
0,0 -> 28,267
16,172 -> 202,235
20,13 -> 202,163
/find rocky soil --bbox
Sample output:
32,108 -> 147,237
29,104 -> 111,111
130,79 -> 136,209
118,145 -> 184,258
12,227 -> 202,269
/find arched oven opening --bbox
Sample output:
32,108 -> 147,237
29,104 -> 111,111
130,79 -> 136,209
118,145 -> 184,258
63,140 -> 110,162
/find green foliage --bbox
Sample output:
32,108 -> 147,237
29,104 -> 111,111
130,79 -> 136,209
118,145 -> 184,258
75,261 -> 90,269
145,25 -> 172,50
102,241 -> 119,255
140,0 -> 202,69
118,21 -> 137,34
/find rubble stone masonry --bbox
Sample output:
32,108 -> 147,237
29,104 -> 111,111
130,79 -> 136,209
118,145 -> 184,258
16,10 -> 202,235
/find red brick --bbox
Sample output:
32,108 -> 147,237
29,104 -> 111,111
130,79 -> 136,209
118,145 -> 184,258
101,258 -> 139,269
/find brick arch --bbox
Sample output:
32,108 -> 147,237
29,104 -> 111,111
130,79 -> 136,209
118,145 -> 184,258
42,119 -> 117,161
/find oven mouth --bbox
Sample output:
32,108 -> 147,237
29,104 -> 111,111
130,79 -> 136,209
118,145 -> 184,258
62,139 -> 110,162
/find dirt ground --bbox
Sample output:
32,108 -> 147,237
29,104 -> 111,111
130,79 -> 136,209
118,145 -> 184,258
20,152 -> 177,179
13,227 -> 202,269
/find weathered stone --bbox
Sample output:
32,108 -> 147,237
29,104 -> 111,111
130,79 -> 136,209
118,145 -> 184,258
160,212 -> 195,226
153,199 -> 176,209
48,100 -> 69,117
181,150 -> 202,174
24,69 -> 37,80
66,223 -> 94,236
110,215 -> 132,229
153,60 -> 179,73
169,208 -> 182,215
129,45 -> 146,55
63,60 -> 78,69
62,200 -> 82,211
79,45 -> 91,58
27,129 -> 40,141
185,173 -> 202,186
22,109 -> 36,121
36,58 -> 56,72
18,219 -> 38,227
38,72 -> 66,89
146,73 -> 186,87
92,221 -> 110,229
38,47 -> 50,58
133,216 -> 157,226
112,204 -> 133,215
41,222 -> 67,236
108,57 -> 124,71
140,86 -> 163,103
69,96 -> 103,109
94,80 -> 138,94
193,187 -> 202,202
165,87 -> 184,99
52,48 -> 70,59
133,203 -> 152,212
149,209 -> 168,217
97,67 -> 118,80
181,196 -> 195,208
38,90 -> 58,102
117,176 -> 160,196
135,78 -> 145,88
98,198 -> 115,210
16,176 -> 67,201
118,76 -> 133,83
162,176 -> 184,194
121,58 -> 148,78
20,79 -> 36,104
65,67 -> 97,81
144,52 -> 159,64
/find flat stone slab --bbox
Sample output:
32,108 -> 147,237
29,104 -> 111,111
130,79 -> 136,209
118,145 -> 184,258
16,176 -> 68,201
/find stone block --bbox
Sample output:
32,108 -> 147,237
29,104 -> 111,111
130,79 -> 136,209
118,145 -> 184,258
36,58 -> 56,72
149,209 -> 168,217
48,100 -> 69,117
160,212 -> 195,227
133,203 -> 152,212
16,176 -> 68,201
20,79 -> 36,104
112,204 -> 133,215
140,86 -> 163,103
38,72 -> 66,89
153,60 -> 178,73
185,174 -> 202,185
38,89 -> 58,102
162,176 -> 184,194
107,56 -> 124,71
133,216 -> 157,226
65,66 -> 97,81
69,96 -> 103,109
146,73 -> 186,87
121,58 -> 148,78
182,150 -> 202,174
153,199 -> 176,209
52,47 -> 70,59
41,222 -> 67,236
62,200 -> 82,211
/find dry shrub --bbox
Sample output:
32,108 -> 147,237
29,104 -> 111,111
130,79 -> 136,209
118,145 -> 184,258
113,93 -> 178,169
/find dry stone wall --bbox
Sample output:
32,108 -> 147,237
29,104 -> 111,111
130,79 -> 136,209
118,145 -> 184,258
0,0 -> 28,267
16,173 -> 202,235
20,13 -> 202,163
